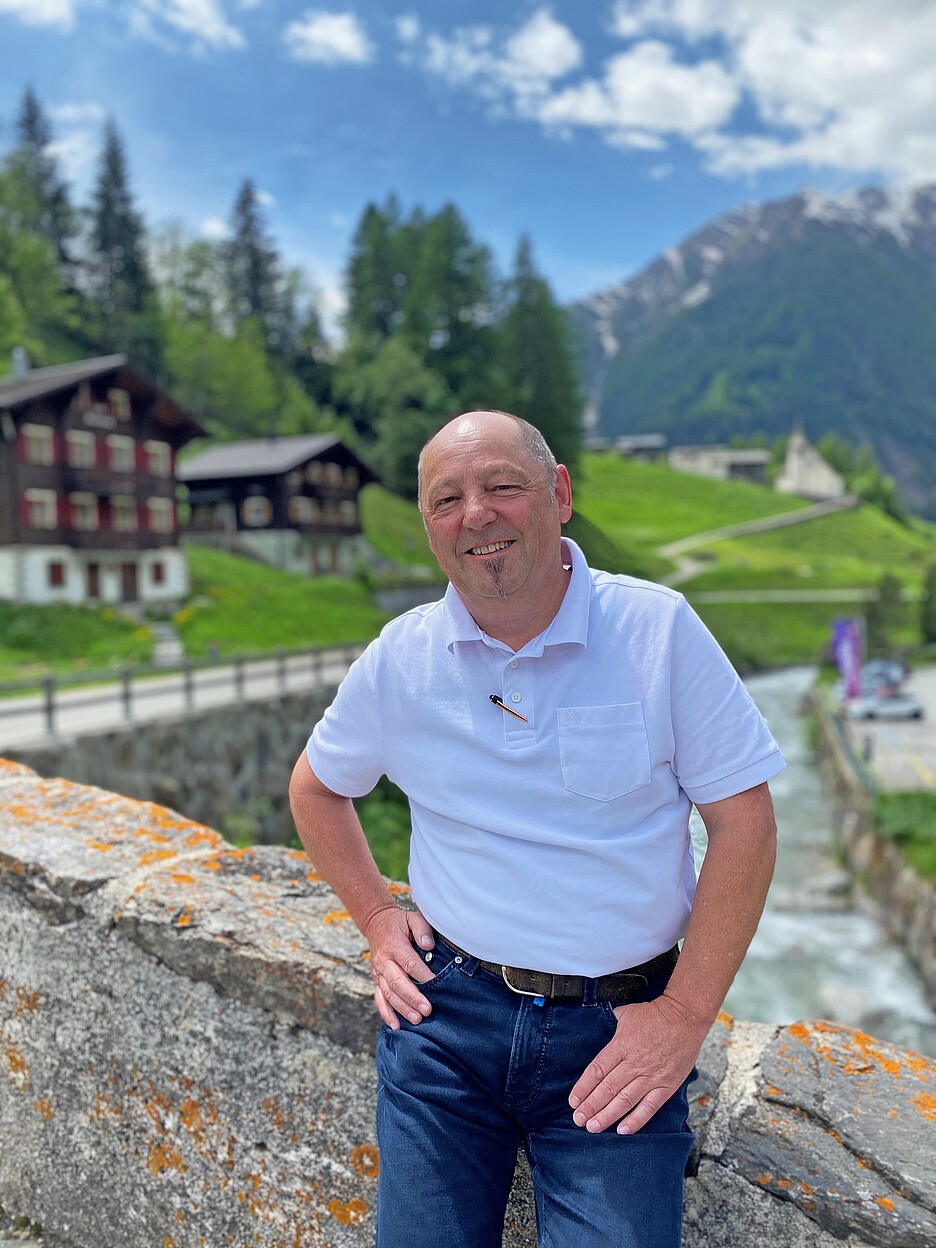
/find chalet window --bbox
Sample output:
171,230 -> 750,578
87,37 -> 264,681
66,430 -> 96,469
48,561 -> 66,588
69,492 -> 99,532
289,496 -> 314,524
344,467 -> 359,488
108,389 -> 131,421
24,488 -> 57,529
241,496 -> 272,527
325,462 -> 343,487
144,440 -> 171,477
147,498 -> 174,533
22,423 -> 55,466
111,495 -> 138,533
107,435 -> 135,473
322,500 -> 339,525
151,561 -> 165,585
340,499 -> 357,525
305,462 -> 324,484
287,470 -> 304,490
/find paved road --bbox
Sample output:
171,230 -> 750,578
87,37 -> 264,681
844,665 -> 936,790
0,648 -> 360,751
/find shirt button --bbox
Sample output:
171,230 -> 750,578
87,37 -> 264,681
509,659 -> 519,669
510,691 -> 522,703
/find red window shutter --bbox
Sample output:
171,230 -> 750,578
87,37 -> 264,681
99,497 -> 111,529
136,442 -> 146,472
19,494 -> 30,526
96,438 -> 107,468
57,494 -> 68,527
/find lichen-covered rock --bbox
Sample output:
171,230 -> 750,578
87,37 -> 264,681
1,761 -> 934,1248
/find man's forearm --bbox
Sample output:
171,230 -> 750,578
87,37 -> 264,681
663,781 -> 777,1028
288,755 -> 397,934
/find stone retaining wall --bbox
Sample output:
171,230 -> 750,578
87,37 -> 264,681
810,691 -> 936,1005
1,761 -> 934,1247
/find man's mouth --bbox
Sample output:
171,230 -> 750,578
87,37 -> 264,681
465,540 -> 514,556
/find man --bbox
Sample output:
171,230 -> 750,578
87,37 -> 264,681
289,411 -> 783,1247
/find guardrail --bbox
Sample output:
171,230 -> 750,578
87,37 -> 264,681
0,643 -> 365,737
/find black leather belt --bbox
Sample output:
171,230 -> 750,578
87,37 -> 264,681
435,932 -> 679,1003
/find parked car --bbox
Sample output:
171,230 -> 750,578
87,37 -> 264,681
844,689 -> 924,720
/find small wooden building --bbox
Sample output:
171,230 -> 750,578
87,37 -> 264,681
0,354 -> 204,606
177,434 -> 378,576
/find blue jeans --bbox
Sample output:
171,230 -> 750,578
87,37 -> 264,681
376,936 -> 694,1248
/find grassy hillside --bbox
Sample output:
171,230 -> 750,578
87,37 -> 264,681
177,546 -> 390,656
0,603 -> 153,682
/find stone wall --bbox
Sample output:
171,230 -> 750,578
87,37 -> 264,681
811,691 -> 936,1005
1,761 -> 934,1247
1,688 -> 337,846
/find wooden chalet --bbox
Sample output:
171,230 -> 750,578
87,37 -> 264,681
177,434 -> 378,576
0,354 -> 204,606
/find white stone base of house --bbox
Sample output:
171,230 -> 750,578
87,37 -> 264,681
234,528 -> 369,577
0,545 -> 189,606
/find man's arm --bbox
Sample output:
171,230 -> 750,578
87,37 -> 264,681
569,781 -> 777,1134
288,751 -> 436,1029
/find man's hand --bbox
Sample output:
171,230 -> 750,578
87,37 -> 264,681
365,905 -> 437,1030
568,993 -> 707,1135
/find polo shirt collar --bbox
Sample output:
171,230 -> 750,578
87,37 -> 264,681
442,537 -> 591,654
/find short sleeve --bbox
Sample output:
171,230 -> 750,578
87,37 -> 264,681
306,641 -> 385,798
670,597 -> 785,804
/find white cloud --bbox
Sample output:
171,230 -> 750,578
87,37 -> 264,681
43,101 -> 107,185
255,187 -> 276,207
200,216 -> 230,240
283,10 -> 374,65
0,0 -> 73,28
649,161 -> 675,179
394,12 -> 420,44
49,101 -> 106,124
407,1 -> 936,185
129,0 -> 244,52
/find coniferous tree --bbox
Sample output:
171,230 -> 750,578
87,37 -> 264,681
345,198 -> 404,342
7,87 -> 76,269
921,562 -> 936,646
498,235 -> 582,468
223,179 -> 280,339
87,121 -> 157,363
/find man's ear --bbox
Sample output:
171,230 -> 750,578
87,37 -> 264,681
555,465 -> 573,524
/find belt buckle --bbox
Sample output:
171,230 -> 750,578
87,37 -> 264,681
501,965 -> 552,998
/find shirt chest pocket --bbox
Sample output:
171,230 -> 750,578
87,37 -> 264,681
557,703 -> 651,802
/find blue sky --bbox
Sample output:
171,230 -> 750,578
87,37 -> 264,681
3,1 -> 935,331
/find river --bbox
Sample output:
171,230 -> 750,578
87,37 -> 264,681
708,666 -> 936,1057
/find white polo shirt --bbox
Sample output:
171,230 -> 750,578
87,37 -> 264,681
307,538 -> 785,976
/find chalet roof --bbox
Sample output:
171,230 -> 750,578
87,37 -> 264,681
0,354 -> 128,408
177,433 -> 370,481
0,354 -> 205,439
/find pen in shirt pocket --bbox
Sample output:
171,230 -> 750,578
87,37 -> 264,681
489,693 -> 529,723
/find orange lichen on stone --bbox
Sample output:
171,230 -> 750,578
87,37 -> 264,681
386,883 -> 410,895
766,1086 -> 784,1097
912,1092 -> 936,1121
202,858 -> 222,871
147,1142 -> 187,1175
875,1197 -> 896,1213
33,1098 -> 54,1120
185,829 -> 220,849
175,912 -> 193,928
798,1182 -> 813,1196
694,1093 -> 711,1108
86,839 -> 114,852
888,1110 -> 899,1117
138,849 -> 178,866
170,872 -> 196,885
262,1095 -> 287,1131
715,1012 -> 734,1030
327,1198 -> 368,1226
360,951 -> 371,961
250,874 -> 261,882
306,870 -> 322,882
14,987 -> 43,1015
136,828 -> 173,846
3,1041 -> 30,1091
350,1145 -> 380,1178
163,1239 -> 176,1248
756,1174 -> 772,1186
286,849 -> 307,860
323,910 -> 352,925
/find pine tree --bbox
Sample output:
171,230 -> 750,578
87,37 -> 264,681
87,121 -> 155,360
921,562 -> 936,646
223,179 -> 280,339
345,198 -> 404,342
498,235 -> 582,468
7,87 -> 76,269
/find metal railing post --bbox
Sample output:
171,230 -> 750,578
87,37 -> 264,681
278,648 -> 287,693
184,659 -> 194,712
235,655 -> 245,701
43,675 -> 55,735
121,665 -> 133,722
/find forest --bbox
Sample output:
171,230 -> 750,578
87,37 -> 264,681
0,88 -> 583,499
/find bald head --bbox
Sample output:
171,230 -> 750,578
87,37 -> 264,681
418,411 -> 558,511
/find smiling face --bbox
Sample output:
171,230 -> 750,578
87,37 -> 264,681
419,412 -> 572,626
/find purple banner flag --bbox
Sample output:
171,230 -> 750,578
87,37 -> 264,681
831,618 -> 863,698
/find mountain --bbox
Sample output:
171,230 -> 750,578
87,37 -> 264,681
570,185 -> 936,517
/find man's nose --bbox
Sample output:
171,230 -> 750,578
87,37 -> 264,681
463,491 -> 496,528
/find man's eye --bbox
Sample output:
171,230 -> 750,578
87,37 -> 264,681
433,496 -> 457,508
493,484 -> 519,492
